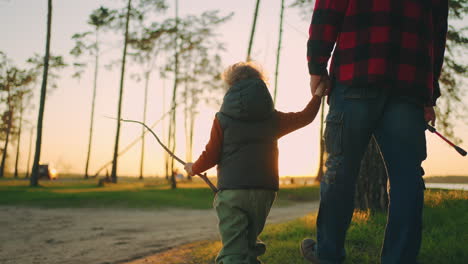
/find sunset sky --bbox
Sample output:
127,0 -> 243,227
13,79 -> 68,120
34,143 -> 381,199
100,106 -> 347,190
1,0 -> 467,177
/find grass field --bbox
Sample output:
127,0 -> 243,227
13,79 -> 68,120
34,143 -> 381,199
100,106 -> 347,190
2,178 -> 466,263
424,176 -> 468,183
0,177 -> 319,209
176,189 -> 468,264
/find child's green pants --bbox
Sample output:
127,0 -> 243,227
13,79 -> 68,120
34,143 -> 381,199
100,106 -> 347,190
214,189 -> 276,264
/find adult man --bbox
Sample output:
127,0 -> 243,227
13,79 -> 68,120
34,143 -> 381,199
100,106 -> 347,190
301,0 -> 448,263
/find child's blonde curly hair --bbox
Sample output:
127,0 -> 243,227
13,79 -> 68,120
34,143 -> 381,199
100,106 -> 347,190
222,61 -> 268,87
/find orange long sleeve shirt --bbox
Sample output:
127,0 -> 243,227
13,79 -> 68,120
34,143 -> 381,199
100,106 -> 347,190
192,97 -> 321,175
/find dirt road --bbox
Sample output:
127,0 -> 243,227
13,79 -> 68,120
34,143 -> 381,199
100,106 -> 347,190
0,202 -> 318,264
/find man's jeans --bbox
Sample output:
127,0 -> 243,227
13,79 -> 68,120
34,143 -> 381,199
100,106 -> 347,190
316,82 -> 427,264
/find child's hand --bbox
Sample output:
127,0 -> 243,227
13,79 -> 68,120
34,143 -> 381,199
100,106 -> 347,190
184,162 -> 194,176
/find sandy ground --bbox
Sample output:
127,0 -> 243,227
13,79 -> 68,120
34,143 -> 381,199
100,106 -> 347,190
0,202 -> 318,264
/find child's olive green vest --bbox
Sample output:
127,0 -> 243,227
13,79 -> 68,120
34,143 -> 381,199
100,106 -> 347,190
216,78 -> 279,191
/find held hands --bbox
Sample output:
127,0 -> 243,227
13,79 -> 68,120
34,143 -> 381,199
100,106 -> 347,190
184,162 -> 194,177
310,74 -> 331,97
310,74 -> 437,125
424,107 -> 436,126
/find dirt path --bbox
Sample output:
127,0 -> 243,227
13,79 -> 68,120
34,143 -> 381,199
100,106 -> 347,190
0,202 -> 318,264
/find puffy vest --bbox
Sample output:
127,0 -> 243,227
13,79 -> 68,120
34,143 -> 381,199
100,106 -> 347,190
216,78 -> 279,190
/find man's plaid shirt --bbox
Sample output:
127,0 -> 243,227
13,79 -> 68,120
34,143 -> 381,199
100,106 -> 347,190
307,0 -> 448,106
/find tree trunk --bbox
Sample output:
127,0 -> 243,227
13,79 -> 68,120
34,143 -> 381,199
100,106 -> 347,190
170,170 -> 177,189
110,0 -> 132,183
0,111 -> 13,178
168,0 -> 179,189
26,127 -> 33,178
246,0 -> 261,61
139,71 -> 150,180
30,0 -> 53,187
166,121 -> 172,179
273,0 -> 285,104
187,110 -> 195,181
355,136 -> 389,211
84,30 -> 100,179
315,97 -> 326,182
14,106 -> 24,178
184,91 -> 195,182
184,55 -> 200,181
162,78 -> 169,180
184,79 -> 191,180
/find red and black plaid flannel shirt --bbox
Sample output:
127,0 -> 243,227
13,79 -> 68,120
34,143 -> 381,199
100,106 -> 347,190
307,0 -> 448,106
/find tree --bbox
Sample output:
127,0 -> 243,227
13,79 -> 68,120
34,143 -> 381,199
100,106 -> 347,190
0,53 -> 13,178
289,0 -> 330,183
25,126 -> 34,178
354,137 -> 389,210
70,7 -> 115,179
108,0 -> 168,183
30,0 -> 53,186
28,52 -> 67,186
160,10 -> 231,184
0,54 -> 34,178
0,106 -> 15,178
273,0 -> 285,104
128,18 -> 174,179
13,87 -> 33,178
289,0 -> 314,17
176,11 -> 232,179
167,0 -> 179,189
315,97 -> 327,182
109,0 -> 132,184
247,0 -> 261,61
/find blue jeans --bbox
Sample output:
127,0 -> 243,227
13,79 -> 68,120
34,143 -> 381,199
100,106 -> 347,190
316,82 -> 427,264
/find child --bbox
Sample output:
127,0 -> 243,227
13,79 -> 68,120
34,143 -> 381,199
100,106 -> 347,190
184,61 -> 322,264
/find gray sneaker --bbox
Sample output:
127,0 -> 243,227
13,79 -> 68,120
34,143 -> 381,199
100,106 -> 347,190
300,238 -> 320,263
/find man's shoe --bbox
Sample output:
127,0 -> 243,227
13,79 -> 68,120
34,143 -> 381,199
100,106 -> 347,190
300,238 -> 320,263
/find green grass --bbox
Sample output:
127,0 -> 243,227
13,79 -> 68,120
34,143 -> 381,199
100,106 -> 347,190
184,189 -> 468,264
0,178 -> 319,209
424,176 -> 468,183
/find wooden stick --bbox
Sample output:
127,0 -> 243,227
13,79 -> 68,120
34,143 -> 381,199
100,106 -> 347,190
110,117 -> 219,193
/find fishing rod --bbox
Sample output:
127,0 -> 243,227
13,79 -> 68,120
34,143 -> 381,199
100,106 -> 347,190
427,124 -> 467,157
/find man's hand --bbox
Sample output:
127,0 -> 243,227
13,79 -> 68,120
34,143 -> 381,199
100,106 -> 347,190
424,107 -> 436,126
184,162 -> 194,176
310,74 -> 330,97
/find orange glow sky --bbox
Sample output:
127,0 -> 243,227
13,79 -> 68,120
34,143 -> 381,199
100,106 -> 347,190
1,0 -> 467,177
